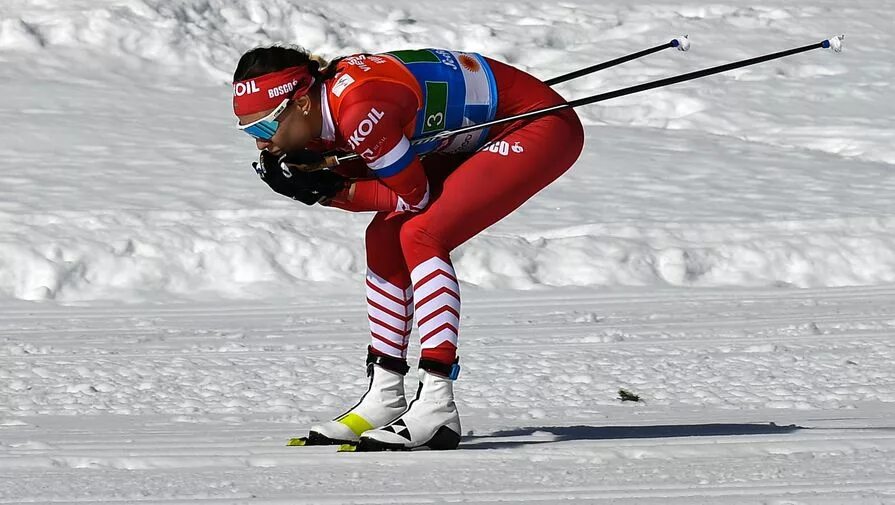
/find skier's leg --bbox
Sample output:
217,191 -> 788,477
364,212 -> 415,359
349,229 -> 465,451
305,212 -> 413,444
405,108 -> 584,366
358,139 -> 584,452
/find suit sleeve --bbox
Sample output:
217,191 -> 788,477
324,81 -> 430,213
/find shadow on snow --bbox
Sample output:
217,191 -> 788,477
461,423 -> 803,450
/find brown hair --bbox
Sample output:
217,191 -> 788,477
233,45 -> 343,84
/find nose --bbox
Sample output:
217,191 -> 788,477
255,139 -> 273,150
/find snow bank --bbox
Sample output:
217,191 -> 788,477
0,0 -> 352,81
456,217 -> 895,290
0,209 -> 366,302
2,209 -> 894,302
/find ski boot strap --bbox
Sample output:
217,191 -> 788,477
366,346 -> 410,376
419,357 -> 461,380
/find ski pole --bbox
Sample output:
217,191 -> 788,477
545,36 -> 690,86
323,35 -> 843,168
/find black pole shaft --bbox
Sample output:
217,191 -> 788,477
337,40 -> 827,163
564,41 -> 824,110
545,41 -> 676,86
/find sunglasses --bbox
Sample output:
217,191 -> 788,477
237,98 -> 291,141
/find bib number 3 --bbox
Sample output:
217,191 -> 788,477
426,112 -> 444,129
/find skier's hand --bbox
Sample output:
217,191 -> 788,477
253,150 -> 347,205
280,149 -> 327,173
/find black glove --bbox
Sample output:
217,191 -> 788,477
280,149 -> 326,173
252,150 -> 347,205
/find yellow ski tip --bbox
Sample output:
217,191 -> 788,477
287,437 -> 308,446
338,443 -> 358,452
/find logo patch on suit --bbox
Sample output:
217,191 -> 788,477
332,74 -> 356,97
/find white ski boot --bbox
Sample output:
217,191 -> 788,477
298,347 -> 409,446
356,359 -> 461,451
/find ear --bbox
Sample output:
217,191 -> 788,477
295,94 -> 312,115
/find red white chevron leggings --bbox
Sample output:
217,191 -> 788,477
364,58 -> 585,365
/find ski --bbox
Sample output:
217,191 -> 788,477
288,438 -> 456,451
336,442 -> 433,452
337,440 -> 412,452
286,432 -> 353,446
285,438 -> 415,451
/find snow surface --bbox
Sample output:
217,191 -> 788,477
1,0 -> 894,503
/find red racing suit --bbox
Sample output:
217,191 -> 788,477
307,49 -> 584,367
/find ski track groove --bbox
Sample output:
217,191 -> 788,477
2,481 -> 895,505
2,330 -> 893,363
3,283 -> 895,319
3,429 -> 895,460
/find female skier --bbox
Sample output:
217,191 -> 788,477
233,45 -> 584,451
